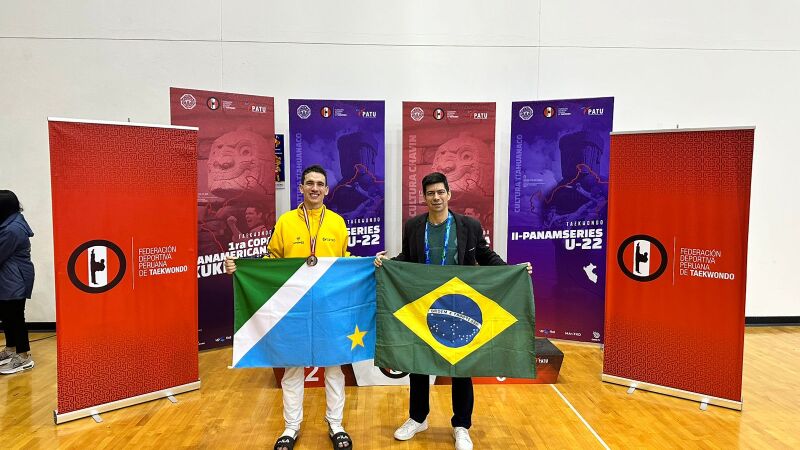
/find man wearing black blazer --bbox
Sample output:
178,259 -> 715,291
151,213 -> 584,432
375,172 -> 532,450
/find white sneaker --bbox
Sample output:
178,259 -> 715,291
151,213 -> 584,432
0,354 -> 34,374
394,418 -> 428,441
0,348 -> 13,366
453,427 -> 473,450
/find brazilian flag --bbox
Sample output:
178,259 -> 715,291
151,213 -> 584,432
376,260 -> 535,378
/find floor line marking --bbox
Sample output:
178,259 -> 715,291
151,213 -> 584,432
550,384 -> 610,450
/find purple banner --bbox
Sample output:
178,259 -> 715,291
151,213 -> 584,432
289,100 -> 385,256
507,97 -> 614,343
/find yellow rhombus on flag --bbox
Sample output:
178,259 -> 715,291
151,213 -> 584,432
393,276 -> 518,365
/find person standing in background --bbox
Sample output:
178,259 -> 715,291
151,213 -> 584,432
0,190 -> 35,374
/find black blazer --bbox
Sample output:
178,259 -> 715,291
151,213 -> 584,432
395,210 -> 505,266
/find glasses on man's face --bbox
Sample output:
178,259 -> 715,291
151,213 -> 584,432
425,189 -> 448,198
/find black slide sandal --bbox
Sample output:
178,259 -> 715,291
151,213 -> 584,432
274,434 -> 296,450
330,431 -> 352,449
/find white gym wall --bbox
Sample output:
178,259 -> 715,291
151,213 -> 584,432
1,1 -> 797,321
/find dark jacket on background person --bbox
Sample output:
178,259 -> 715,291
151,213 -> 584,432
395,209 -> 505,266
0,212 -> 35,300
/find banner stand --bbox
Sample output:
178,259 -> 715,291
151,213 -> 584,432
49,118 -> 201,425
54,381 -> 201,424
603,128 -> 753,413
602,374 -> 741,410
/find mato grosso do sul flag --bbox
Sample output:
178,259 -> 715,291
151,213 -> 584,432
232,257 -> 376,368
376,260 -> 535,378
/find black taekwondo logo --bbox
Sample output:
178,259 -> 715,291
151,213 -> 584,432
617,234 -> 667,282
207,97 -> 220,110
67,240 -> 127,293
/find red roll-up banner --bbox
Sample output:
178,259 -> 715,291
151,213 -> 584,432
603,128 -> 754,409
49,119 -> 200,423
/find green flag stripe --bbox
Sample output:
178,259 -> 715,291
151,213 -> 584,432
232,257 -> 340,367
376,259 -> 535,378
232,258 -> 306,333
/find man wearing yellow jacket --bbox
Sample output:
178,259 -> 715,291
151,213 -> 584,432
225,165 -> 352,450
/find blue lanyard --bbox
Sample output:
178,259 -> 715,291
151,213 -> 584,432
424,213 -> 452,265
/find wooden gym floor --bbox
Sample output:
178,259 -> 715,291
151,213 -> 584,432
1,327 -> 798,449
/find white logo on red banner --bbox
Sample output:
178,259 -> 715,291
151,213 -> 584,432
633,240 -> 651,276
67,239 -> 127,294
617,234 -> 668,282
87,245 -> 108,287
180,94 -> 196,110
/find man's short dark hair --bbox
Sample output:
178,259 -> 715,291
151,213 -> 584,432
301,165 -> 327,185
0,190 -> 22,224
421,172 -> 449,193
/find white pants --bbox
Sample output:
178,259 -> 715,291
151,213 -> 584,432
281,366 -> 345,431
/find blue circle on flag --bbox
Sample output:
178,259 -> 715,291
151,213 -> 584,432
427,294 -> 482,348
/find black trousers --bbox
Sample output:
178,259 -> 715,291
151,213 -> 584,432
0,299 -> 29,353
409,373 -> 474,429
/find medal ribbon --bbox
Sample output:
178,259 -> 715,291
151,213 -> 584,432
424,212 -> 452,266
301,204 -> 326,259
